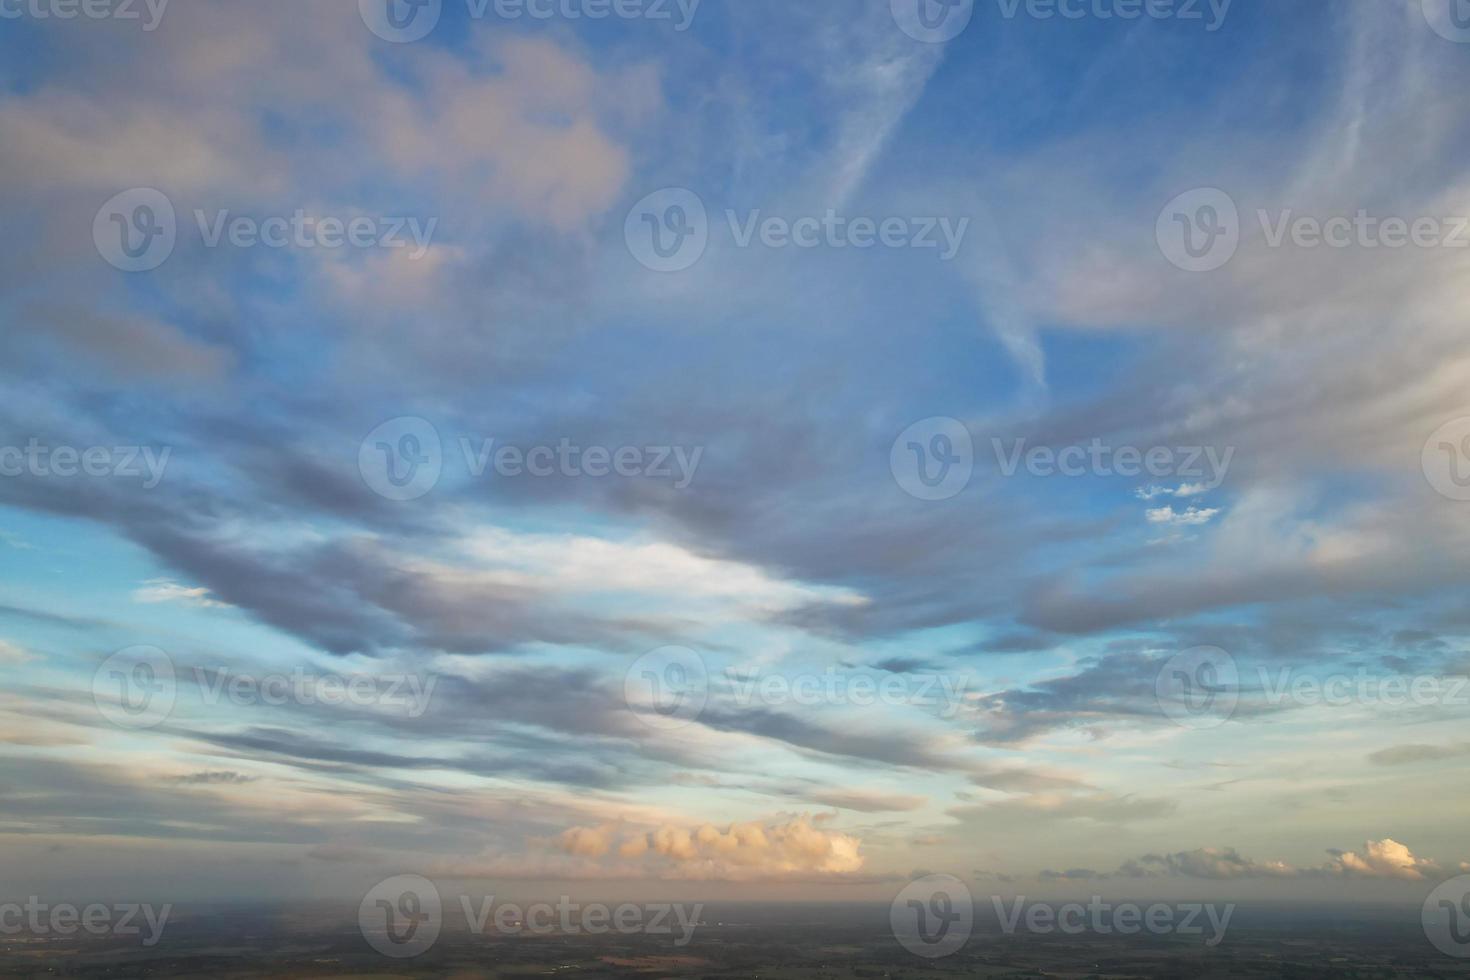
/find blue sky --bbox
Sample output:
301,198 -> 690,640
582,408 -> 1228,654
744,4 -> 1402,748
3,0 -> 1470,906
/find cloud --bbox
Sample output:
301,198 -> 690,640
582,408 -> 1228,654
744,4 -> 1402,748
132,579 -> 231,608
1136,484 -> 1210,500
168,771 -> 258,786
1129,847 -> 1297,880
1325,839 -> 1440,881
1102,840 -> 1445,882
806,789 -> 927,813
0,640 -> 36,665
1368,743 -> 1470,766
548,814 -> 865,881
1145,505 -> 1222,527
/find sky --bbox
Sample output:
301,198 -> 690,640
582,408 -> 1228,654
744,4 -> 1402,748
3,0 -> 1470,911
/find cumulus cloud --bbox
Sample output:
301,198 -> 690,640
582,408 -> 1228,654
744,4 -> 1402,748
1324,839 -> 1439,881
1145,505 -> 1222,527
550,814 -> 864,880
1098,840 -> 1446,882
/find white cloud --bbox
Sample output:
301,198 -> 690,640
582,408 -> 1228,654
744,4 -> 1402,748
458,527 -> 866,614
550,814 -> 865,880
132,579 -> 230,608
0,640 -> 36,665
1146,506 -> 1221,527
1325,838 -> 1439,881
